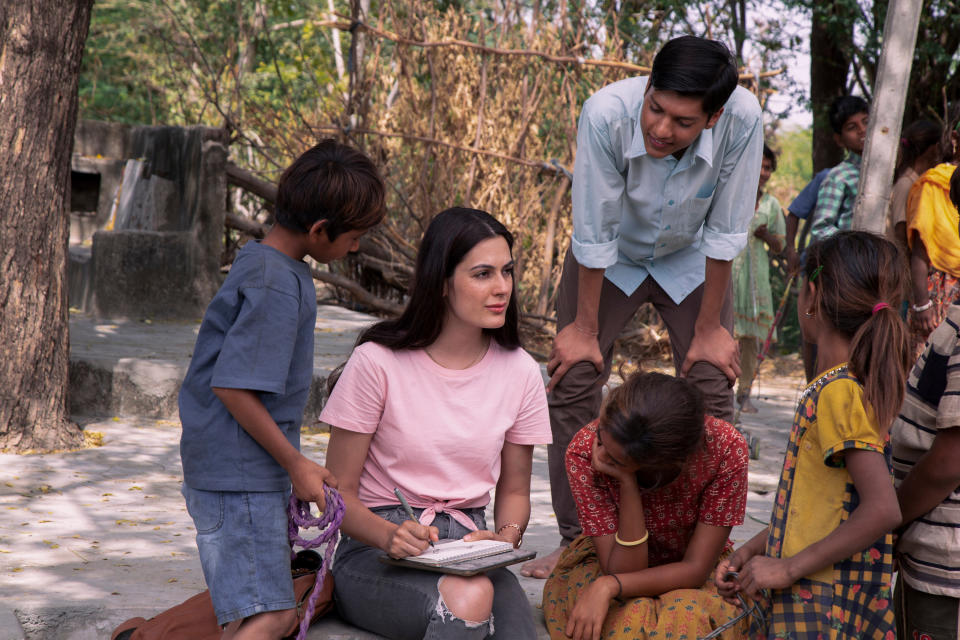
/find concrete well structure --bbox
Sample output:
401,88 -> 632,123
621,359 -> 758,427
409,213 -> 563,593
68,120 -> 228,320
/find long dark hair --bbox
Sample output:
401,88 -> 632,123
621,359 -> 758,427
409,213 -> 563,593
599,372 -> 705,487
358,207 -> 521,350
803,231 -> 910,428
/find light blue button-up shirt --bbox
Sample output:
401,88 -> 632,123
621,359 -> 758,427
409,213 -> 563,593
571,76 -> 763,304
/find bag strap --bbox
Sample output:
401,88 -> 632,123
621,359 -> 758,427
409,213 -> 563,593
286,487 -> 344,640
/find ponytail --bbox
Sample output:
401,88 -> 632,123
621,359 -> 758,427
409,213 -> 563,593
805,232 -> 911,429
848,304 -> 911,429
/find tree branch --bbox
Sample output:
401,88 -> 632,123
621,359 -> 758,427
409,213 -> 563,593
311,267 -> 404,315
226,162 -> 277,202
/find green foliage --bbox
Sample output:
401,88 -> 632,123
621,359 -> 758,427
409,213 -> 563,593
79,0 -> 165,124
79,0 -> 347,136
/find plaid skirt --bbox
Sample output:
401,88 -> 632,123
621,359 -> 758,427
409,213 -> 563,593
758,575 -> 895,640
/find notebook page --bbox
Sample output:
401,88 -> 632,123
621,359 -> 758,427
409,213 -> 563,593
402,539 -> 513,566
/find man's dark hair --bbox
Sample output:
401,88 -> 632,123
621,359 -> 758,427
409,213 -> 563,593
828,96 -> 870,134
649,35 -> 738,116
275,139 -> 385,240
762,144 -> 778,172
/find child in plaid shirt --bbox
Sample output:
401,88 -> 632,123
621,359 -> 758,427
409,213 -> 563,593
715,232 -> 911,640
809,96 -> 870,242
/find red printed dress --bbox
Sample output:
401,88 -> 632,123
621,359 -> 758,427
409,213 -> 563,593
543,417 -> 750,640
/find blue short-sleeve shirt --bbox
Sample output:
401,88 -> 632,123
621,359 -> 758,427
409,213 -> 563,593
787,168 -> 831,220
179,241 -> 317,491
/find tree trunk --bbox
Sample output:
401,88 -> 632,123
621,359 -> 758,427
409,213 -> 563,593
0,2 -> 94,451
809,4 -> 852,172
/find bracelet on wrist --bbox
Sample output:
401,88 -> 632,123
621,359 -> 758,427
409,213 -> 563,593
614,530 -> 649,547
912,300 -> 934,313
496,522 -> 524,547
608,573 -> 624,603
572,322 -> 599,337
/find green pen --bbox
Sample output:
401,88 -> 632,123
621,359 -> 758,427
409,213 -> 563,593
394,487 -> 435,547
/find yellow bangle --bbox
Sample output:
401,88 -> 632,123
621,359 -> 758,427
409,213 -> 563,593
614,530 -> 649,547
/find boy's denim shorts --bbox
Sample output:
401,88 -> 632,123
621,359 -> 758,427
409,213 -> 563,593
182,484 -> 294,626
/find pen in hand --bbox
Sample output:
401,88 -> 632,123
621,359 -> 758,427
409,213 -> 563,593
394,487 -> 435,548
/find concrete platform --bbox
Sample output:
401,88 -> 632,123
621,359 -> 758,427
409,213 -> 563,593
0,309 -> 802,638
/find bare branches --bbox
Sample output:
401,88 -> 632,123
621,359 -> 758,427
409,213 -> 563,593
310,267 -> 404,315
226,162 -> 277,202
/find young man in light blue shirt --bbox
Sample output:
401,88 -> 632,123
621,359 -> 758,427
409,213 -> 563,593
523,35 -> 763,579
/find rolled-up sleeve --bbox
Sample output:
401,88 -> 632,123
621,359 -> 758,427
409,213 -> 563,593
571,99 -> 626,269
699,104 -> 763,261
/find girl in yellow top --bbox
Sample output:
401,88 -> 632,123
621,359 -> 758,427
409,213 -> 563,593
715,231 -> 911,639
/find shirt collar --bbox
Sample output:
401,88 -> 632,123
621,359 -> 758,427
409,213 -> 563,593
847,152 -> 862,168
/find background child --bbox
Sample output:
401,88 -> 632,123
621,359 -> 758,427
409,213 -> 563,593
892,165 -> 960,640
887,120 -> 942,269
716,231 -> 910,639
906,117 -> 960,352
732,143 -> 785,413
543,372 -> 748,640
809,96 -> 870,242
178,139 -> 385,639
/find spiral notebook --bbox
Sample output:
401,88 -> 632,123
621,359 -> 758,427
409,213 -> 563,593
379,539 -> 536,576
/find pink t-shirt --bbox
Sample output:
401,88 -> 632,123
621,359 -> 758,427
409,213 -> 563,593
319,340 -> 551,516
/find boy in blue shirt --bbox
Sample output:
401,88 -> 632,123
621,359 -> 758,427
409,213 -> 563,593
178,139 -> 385,639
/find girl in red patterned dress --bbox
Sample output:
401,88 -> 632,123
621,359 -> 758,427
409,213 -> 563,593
715,231 -> 910,640
542,371 -> 750,640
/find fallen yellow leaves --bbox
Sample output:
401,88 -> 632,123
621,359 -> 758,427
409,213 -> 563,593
83,431 -> 105,448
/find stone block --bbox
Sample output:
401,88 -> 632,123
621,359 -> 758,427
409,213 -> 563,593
91,230 -> 211,320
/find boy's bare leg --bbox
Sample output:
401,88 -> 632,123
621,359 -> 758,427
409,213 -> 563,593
221,608 -> 297,640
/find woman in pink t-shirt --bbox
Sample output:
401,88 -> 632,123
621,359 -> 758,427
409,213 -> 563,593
320,207 -> 551,639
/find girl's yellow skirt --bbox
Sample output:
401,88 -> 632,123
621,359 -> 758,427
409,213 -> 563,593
542,535 -> 748,640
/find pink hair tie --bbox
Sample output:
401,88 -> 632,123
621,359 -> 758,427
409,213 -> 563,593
872,302 -> 890,315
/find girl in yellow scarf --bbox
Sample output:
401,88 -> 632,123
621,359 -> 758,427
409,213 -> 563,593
907,122 -> 960,354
